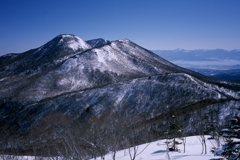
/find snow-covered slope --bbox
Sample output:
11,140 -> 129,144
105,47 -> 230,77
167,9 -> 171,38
91,136 -> 222,160
0,136 -> 223,160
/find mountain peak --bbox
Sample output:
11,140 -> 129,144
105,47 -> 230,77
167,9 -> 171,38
55,34 -> 91,51
33,34 -> 90,55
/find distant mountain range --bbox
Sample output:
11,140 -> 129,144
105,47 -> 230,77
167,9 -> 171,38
0,34 -> 239,158
153,49 -> 240,81
153,49 -> 240,62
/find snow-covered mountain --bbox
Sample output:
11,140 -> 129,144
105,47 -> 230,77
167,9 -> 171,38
0,34 -> 240,157
0,34 -> 208,103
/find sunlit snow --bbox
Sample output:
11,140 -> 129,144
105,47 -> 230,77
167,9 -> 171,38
59,34 -> 90,51
91,136 -> 223,160
2,136 -> 223,160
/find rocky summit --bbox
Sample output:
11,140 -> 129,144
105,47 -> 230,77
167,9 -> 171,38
0,34 -> 240,158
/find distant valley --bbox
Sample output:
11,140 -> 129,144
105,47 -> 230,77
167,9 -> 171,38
153,49 -> 240,81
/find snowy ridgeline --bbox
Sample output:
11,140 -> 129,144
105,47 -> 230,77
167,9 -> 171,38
1,136 -> 223,160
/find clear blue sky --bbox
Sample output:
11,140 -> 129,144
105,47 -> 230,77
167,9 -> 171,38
0,0 -> 240,55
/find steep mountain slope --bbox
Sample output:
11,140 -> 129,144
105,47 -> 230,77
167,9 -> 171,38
0,34 -> 240,157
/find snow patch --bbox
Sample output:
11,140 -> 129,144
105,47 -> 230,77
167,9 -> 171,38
58,35 -> 90,51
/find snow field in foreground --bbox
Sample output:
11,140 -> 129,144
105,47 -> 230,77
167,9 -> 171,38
92,136 -> 223,160
0,136 -> 223,160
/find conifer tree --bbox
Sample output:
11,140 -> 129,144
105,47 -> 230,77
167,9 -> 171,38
213,108 -> 240,160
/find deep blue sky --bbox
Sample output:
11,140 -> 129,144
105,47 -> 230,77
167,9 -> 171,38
0,0 -> 240,55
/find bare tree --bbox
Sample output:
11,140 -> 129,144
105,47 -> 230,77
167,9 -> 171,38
194,108 -> 207,155
115,112 -> 151,160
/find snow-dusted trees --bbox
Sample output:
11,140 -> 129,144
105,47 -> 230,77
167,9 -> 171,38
124,116 -> 150,160
86,120 -> 108,160
204,106 -> 222,149
213,114 -> 240,159
85,111 -> 126,160
27,112 -> 91,159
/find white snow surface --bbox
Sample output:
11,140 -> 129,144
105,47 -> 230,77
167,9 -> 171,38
91,136 -> 222,160
33,34 -> 91,55
2,136 -> 223,160
58,34 -> 91,51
